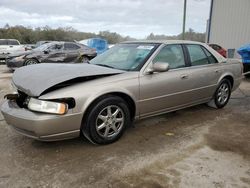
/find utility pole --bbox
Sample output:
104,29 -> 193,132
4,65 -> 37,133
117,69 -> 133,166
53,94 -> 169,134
182,0 -> 187,40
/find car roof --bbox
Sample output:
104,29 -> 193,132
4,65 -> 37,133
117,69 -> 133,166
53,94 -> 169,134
0,39 -> 19,41
121,40 -> 226,62
121,40 -> 205,45
44,41 -> 78,44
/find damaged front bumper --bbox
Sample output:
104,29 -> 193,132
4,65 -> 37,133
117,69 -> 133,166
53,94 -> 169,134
5,58 -> 24,70
1,100 -> 83,141
0,54 -> 8,64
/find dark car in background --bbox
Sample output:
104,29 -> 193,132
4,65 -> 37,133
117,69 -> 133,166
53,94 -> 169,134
6,41 -> 97,70
209,44 -> 227,58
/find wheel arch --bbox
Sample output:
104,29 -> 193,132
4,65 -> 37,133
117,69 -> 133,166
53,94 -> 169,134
223,75 -> 234,88
24,57 -> 40,64
81,92 -> 137,127
218,73 -> 234,88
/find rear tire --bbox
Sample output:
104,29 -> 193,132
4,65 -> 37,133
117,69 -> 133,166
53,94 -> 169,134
214,79 -> 231,109
82,96 -> 131,145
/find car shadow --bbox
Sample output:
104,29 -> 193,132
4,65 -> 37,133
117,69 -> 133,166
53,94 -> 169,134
29,103 -> 220,151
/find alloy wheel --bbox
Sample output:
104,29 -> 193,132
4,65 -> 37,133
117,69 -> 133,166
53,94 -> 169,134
95,105 -> 124,138
217,83 -> 230,105
25,59 -> 38,65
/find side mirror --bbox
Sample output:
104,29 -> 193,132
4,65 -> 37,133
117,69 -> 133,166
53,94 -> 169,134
147,62 -> 170,74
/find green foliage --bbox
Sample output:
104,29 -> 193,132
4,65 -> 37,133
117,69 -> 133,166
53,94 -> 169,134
146,28 -> 206,42
0,25 -> 135,44
99,31 -> 135,44
0,25 -> 205,44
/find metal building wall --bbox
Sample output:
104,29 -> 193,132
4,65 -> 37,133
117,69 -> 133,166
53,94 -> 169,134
207,0 -> 250,56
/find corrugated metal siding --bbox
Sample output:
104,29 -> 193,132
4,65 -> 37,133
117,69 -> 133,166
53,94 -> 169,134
209,0 -> 250,52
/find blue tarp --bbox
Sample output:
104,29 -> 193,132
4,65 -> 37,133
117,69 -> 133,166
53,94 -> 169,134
237,44 -> 250,64
79,38 -> 108,55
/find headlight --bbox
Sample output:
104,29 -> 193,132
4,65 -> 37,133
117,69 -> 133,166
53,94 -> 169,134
28,98 -> 68,115
12,55 -> 25,62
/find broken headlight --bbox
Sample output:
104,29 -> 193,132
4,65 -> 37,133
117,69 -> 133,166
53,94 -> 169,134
28,98 -> 68,115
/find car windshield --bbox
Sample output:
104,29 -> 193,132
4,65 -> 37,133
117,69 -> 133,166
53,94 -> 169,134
90,43 -> 159,71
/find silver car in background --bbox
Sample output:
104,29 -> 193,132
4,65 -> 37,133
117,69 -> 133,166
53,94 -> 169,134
1,40 -> 242,144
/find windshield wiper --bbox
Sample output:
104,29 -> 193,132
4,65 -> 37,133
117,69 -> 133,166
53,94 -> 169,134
95,64 -> 115,69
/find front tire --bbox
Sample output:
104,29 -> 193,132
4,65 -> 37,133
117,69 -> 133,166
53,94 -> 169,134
81,56 -> 89,63
82,96 -> 131,144
214,79 -> 231,108
24,58 -> 39,66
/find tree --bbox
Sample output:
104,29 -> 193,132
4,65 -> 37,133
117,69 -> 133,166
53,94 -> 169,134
146,28 -> 206,42
0,25 -> 205,44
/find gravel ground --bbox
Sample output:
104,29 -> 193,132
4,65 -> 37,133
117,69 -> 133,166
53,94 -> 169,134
0,65 -> 249,188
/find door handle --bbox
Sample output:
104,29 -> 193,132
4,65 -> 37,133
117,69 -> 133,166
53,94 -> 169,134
181,74 -> 189,79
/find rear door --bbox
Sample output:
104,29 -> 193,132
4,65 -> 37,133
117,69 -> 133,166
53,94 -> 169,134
63,43 -> 81,62
183,44 -> 221,101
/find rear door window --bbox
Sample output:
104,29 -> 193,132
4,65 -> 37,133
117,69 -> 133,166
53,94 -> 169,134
48,44 -> 63,51
186,45 -> 209,66
64,43 -> 81,50
203,47 -> 218,64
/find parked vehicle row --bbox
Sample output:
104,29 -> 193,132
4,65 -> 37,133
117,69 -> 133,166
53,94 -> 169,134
1,40 -> 242,144
0,38 -> 109,67
6,41 -> 97,70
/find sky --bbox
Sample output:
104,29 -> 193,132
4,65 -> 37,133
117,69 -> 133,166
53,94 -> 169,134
0,0 -> 211,38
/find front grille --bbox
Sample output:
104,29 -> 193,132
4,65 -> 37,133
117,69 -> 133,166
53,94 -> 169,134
0,58 -> 6,64
0,53 -> 8,64
16,90 -> 29,108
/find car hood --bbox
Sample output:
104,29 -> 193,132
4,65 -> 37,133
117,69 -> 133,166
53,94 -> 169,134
13,63 -> 125,97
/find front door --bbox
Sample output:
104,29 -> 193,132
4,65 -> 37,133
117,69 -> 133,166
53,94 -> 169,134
44,43 -> 65,63
139,44 -> 194,117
